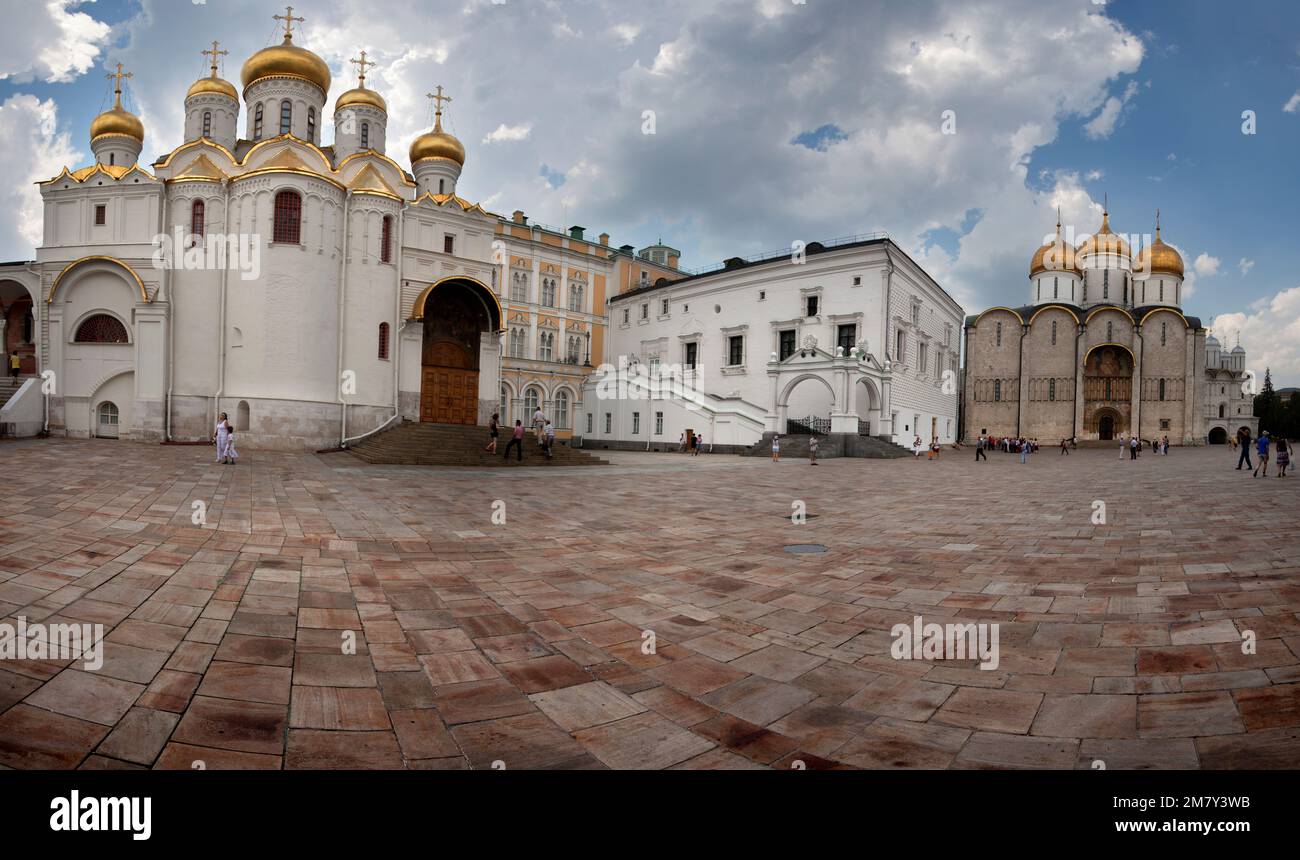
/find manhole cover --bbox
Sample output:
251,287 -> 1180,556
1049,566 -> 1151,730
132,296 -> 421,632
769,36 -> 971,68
784,544 -> 827,554
782,513 -> 819,521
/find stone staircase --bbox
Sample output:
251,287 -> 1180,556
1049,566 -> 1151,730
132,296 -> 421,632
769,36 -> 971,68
345,421 -> 608,467
745,431 -> 910,459
0,377 -> 24,410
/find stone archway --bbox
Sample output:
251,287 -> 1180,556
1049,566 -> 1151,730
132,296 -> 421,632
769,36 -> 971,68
1208,426 -> 1228,445
777,373 -> 836,433
1083,344 -> 1133,439
418,280 -> 494,425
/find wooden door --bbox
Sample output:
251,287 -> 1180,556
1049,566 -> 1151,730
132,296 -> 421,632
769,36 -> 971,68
420,367 -> 478,425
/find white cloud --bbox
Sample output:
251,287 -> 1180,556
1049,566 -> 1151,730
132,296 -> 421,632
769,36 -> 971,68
482,122 -> 532,144
0,94 -> 81,257
1211,286 -> 1300,388
610,24 -> 641,46
1083,80 -> 1140,139
1284,92 -> 1300,113
1193,253 -> 1221,277
1239,258 -> 1255,276
0,0 -> 111,83
1085,169 -> 1103,181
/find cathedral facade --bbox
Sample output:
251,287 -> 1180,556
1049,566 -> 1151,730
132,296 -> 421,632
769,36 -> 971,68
961,209 -> 1257,446
0,14 -> 681,447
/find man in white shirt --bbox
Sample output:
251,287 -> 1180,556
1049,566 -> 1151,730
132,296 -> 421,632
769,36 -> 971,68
544,420 -> 556,458
533,407 -> 547,444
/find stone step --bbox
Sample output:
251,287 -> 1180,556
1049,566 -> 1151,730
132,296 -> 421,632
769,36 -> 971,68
347,421 -> 608,467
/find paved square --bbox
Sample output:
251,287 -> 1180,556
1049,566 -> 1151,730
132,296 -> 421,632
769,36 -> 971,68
1,438 -> 1298,769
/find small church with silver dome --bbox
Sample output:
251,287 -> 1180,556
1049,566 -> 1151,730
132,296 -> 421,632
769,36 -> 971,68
961,206 -> 1257,446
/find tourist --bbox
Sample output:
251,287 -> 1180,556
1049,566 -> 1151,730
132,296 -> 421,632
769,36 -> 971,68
1162,435 -> 1170,455
772,434 -> 781,462
1119,434 -> 1127,460
1253,431 -> 1270,478
211,412 -> 231,465
8,350 -> 18,382
1275,437 -> 1290,477
504,420 -> 525,462
679,432 -> 686,453
912,435 -> 924,458
1060,437 -> 1070,455
225,425 -> 240,464
1237,428 -> 1253,471
1129,436 -> 1138,461
543,420 -> 556,459
930,436 -> 941,460
809,435 -> 819,466
693,433 -> 703,456
532,406 -> 547,445
1019,437 -> 1030,464
976,429 -> 988,461
485,413 -> 499,454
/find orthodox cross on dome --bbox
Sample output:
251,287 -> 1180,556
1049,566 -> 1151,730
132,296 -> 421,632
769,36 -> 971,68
427,85 -> 452,129
202,41 -> 228,78
106,62 -> 132,108
273,6 -> 304,43
350,51 -> 376,88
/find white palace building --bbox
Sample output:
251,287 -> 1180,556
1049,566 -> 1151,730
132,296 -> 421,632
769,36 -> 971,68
580,236 -> 965,453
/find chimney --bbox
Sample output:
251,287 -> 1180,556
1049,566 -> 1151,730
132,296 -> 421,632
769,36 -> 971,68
599,232 -> 609,246
569,225 -> 585,240
512,210 -> 527,225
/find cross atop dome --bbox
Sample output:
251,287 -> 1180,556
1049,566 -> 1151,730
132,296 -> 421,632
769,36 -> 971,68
350,50 -> 375,88
106,62 -> 132,108
428,85 -> 452,126
273,5 -> 304,43
202,41 -> 228,78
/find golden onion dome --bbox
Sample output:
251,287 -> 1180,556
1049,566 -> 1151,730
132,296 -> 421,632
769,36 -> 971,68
1076,210 -> 1130,259
409,113 -> 465,166
1030,216 -> 1081,276
187,74 -> 238,100
90,105 -> 144,143
1135,224 -> 1184,278
336,86 -> 387,113
241,35 -> 331,94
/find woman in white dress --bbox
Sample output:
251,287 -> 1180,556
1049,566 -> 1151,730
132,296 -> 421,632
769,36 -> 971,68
212,412 -> 231,464
912,436 -> 924,458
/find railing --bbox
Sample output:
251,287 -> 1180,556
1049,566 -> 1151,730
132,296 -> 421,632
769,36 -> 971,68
787,416 -> 832,435
857,419 -> 872,436
679,231 -> 890,277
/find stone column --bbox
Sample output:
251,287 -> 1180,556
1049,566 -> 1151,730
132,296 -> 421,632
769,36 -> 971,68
880,366 -> 894,438
1074,326 -> 1086,438
765,364 -> 781,432
1130,327 -> 1143,438
1182,330 -> 1197,444
1017,324 -> 1030,436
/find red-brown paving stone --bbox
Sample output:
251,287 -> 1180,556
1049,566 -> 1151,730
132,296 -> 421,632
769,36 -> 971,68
1,441 -> 1297,769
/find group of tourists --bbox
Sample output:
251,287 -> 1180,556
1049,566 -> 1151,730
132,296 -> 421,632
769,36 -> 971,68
973,432 -> 1038,463
210,413 -> 239,465
769,434 -> 819,465
677,432 -> 705,456
910,435 -> 945,460
487,409 -> 556,462
1234,427 -> 1291,477
1116,434 -> 1171,460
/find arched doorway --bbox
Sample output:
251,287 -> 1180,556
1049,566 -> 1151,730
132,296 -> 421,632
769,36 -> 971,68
1,279 -> 37,376
1083,345 -> 1133,439
854,377 -> 883,436
1208,426 -> 1228,445
96,402 -> 120,438
417,280 -> 497,425
778,374 -> 835,434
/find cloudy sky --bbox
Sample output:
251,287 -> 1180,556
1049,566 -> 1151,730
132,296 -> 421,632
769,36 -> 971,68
2,0 -> 1298,385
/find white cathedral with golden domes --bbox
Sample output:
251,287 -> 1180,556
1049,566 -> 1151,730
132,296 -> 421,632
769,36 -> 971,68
962,206 -> 1257,446
0,9 -> 680,446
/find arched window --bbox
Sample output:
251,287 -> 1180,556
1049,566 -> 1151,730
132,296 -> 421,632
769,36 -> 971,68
1161,322 -> 1167,346
236,401 -> 250,432
511,273 -> 528,303
509,327 -> 526,358
566,335 -> 581,364
75,314 -> 129,343
568,283 -> 584,311
254,103 -> 264,139
109,153 -> 115,166
1103,269 -> 1109,300
273,190 -> 301,244
541,278 -> 556,307
500,385 -> 510,422
555,390 -> 571,429
1049,379 -> 1056,401
1158,378 -> 1166,401
202,111 -> 212,138
380,215 -> 393,263
189,200 -> 205,240
279,99 -> 293,135
1053,276 -> 1058,299
378,322 -> 390,360
307,107 -> 315,140
524,387 -> 540,415
439,179 -> 445,195
1107,321 -> 1113,341
96,402 -> 119,438
1051,320 -> 1057,345
995,323 -> 1002,347
360,122 -> 369,149
1219,404 -> 1225,418
538,331 -> 554,362
993,379 -> 1002,402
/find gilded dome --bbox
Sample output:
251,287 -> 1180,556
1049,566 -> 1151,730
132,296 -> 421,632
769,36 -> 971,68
409,114 -> 465,166
1030,218 -> 1081,276
1076,210 -> 1130,259
90,106 -> 144,142
1134,217 -> 1184,278
187,74 -> 238,100
336,86 -> 387,113
241,36 -> 331,94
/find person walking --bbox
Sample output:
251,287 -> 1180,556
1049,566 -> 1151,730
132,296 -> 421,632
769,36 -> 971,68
225,425 -> 240,464
532,406 -> 547,445
1019,437 -> 1030,464
1059,437 -> 1070,455
1236,428 -> 1253,471
912,435 -> 924,458
1119,434 -> 1127,460
809,435 -> 819,466
930,436 -> 941,460
485,413 -> 499,454
543,420 -> 556,459
1129,436 -> 1138,461
693,433 -> 703,456
975,430 -> 988,461
8,350 -> 19,382
1253,431 -> 1271,477
771,434 -> 781,462
504,420 -> 525,462
211,412 -> 232,464
1275,436 -> 1290,477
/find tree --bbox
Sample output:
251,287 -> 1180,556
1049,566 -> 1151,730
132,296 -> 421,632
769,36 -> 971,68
1254,368 -> 1282,435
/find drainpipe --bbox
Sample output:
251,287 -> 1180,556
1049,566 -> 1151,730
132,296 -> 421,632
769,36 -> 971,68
213,178 -> 232,429
337,190 -> 352,446
26,263 -> 48,433
162,181 -> 173,440
393,203 -> 404,426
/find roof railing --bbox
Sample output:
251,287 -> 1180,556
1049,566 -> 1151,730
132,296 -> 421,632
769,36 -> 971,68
677,231 -> 890,276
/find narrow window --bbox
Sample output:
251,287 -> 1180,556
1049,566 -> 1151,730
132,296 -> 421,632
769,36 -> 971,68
272,190 -> 302,244
279,99 -> 292,135
655,412 -> 664,435
439,179 -> 445,195
837,324 -> 856,355
728,335 -> 744,366
380,215 -> 393,263
191,199 -> 205,240
1107,321 -> 1113,341
1049,379 -> 1056,401
1159,378 -> 1166,401
995,323 -> 1002,347
994,380 -> 1002,402
807,295 -> 819,317
253,103 -> 264,139
443,235 -> 455,255
1103,269 -> 1109,300
779,330 -> 796,361
94,204 -> 106,226
202,111 -> 212,137
378,322 -> 390,360
1053,276 -> 1058,299
632,412 -> 641,434
1161,321 -> 1167,346
360,121 -> 369,149
1051,320 -> 1057,346
684,341 -> 698,369
307,107 -> 316,140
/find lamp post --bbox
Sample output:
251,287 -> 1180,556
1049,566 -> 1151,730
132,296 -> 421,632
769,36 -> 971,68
584,330 -> 592,367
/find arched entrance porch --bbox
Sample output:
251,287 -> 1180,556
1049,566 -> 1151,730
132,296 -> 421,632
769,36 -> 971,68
1207,426 -> 1228,445
1083,344 -> 1133,440
413,278 -> 502,425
